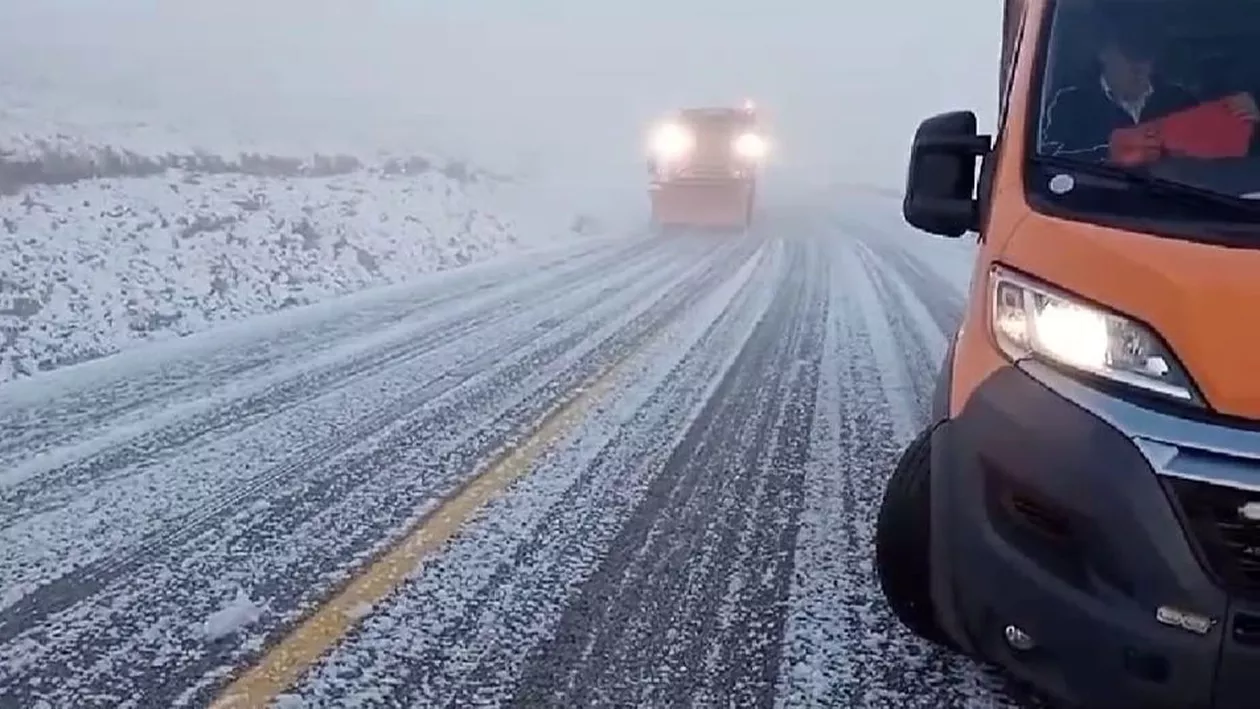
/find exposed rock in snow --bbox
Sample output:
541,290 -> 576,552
0,143 -> 591,383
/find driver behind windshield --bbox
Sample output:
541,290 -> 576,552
1040,20 -> 1260,162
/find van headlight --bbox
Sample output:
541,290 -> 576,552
989,266 -> 1200,403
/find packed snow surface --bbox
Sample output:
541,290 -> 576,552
0,219 -> 1023,709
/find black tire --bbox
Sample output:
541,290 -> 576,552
875,426 -> 955,648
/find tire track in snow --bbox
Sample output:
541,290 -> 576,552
0,237 -> 653,469
286,238 -> 783,709
0,238 -> 681,519
0,237 -> 663,495
510,236 -> 825,708
776,234 -> 1011,708
777,232 -> 1048,709
3,234 -> 712,598
0,234 -> 766,709
0,238 -> 694,637
2,212 -> 1051,708
858,235 -> 965,340
280,230 -> 1037,709
852,240 -> 941,432
835,209 -> 966,340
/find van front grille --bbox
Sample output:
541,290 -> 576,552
1162,475 -> 1260,598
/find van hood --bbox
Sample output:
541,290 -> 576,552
1002,215 -> 1260,421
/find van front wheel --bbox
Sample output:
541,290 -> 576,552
875,426 -> 954,648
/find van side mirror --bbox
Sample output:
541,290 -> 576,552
903,110 -> 991,237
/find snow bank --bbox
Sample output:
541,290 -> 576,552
0,141 -> 596,383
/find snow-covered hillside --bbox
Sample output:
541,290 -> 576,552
0,139 -> 600,383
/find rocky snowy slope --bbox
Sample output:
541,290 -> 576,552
0,136 -> 602,383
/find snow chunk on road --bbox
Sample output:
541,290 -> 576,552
201,588 -> 263,641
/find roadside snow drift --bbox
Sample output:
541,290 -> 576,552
0,143 -> 596,383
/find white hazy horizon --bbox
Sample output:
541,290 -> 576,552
0,0 -> 998,199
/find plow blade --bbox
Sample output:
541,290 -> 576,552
649,179 -> 753,230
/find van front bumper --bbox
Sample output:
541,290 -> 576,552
931,360 -> 1260,709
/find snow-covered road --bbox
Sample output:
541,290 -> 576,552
0,213 -> 1044,708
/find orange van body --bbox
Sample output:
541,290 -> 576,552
948,0 -> 1260,421
877,1 -> 1260,706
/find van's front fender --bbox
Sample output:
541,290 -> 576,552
932,332 -> 958,422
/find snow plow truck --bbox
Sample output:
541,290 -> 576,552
645,101 -> 768,232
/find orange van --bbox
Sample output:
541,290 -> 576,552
873,0 -> 1260,707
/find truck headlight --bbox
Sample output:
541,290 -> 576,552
733,132 -> 767,159
989,266 -> 1200,403
650,122 -> 694,160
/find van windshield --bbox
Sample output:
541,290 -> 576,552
1034,0 -> 1260,204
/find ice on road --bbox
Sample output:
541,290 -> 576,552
0,209 -> 1041,708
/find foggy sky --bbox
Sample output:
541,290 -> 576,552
0,0 -> 998,194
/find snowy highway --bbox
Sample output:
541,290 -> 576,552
1,211 -> 1041,708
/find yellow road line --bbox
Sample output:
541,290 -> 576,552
210,372 -> 621,709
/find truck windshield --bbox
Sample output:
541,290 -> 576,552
1033,0 -> 1260,210
681,111 -> 753,135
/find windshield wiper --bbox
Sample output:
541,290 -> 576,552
1034,154 -> 1260,218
